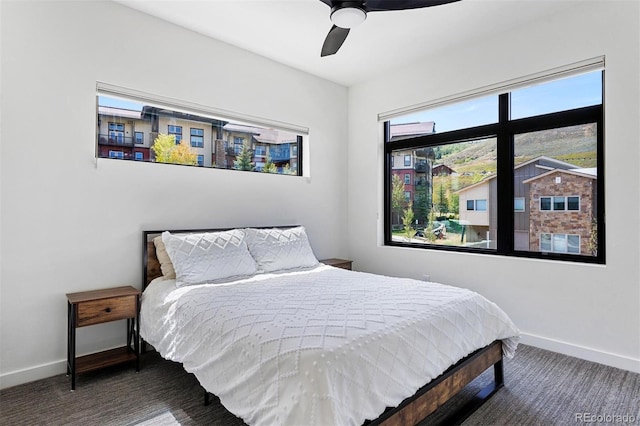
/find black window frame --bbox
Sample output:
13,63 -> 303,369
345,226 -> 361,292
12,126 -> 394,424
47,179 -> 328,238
384,74 -> 605,265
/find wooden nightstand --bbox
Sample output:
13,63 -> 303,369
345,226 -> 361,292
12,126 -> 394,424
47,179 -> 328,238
320,258 -> 353,270
66,286 -> 140,390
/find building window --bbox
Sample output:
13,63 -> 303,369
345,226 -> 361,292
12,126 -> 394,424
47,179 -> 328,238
404,174 -> 411,185
134,132 -> 144,145
108,122 -> 124,144
234,137 -> 244,154
255,145 -> 266,156
168,125 -> 182,144
540,196 -> 580,211
384,69 -> 603,264
190,128 -> 204,148
97,89 -> 305,176
404,191 -> 411,201
541,233 -> 580,254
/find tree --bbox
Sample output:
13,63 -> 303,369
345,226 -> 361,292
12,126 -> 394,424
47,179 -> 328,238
391,174 -> 405,225
436,182 -> 449,215
262,151 -> 277,173
402,202 -> 416,241
234,141 -> 255,171
152,133 -> 198,166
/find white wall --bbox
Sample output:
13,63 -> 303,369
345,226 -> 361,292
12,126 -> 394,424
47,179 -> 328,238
0,1 -> 348,387
347,1 -> 640,372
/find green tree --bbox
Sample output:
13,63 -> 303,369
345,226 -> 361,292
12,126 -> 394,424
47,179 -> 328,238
262,151 -> 277,173
152,133 -> 198,166
391,174 -> 405,224
234,141 -> 255,171
402,201 -> 416,241
436,182 -> 449,215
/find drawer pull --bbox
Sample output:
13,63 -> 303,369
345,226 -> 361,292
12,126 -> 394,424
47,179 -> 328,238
105,307 -> 112,313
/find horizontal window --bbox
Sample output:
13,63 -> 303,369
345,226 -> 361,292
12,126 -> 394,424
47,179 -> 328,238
540,196 -> 581,212
541,233 -> 580,254
385,69 -> 604,264
96,91 -> 304,176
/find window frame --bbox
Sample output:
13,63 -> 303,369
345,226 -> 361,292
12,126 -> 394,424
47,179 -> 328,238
383,73 -> 604,265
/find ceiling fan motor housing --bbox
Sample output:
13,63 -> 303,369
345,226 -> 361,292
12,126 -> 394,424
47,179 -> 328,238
330,2 -> 367,28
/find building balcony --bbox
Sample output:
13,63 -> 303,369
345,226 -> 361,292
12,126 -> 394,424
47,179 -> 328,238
98,134 -> 136,147
415,162 -> 428,173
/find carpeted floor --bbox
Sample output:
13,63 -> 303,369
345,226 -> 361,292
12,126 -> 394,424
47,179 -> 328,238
0,345 -> 638,425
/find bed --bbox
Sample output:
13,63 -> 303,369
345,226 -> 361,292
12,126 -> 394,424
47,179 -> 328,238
140,226 -> 520,426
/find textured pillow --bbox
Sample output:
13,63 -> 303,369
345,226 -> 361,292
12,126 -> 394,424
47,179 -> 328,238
245,226 -> 319,272
162,229 -> 258,286
153,235 -> 176,279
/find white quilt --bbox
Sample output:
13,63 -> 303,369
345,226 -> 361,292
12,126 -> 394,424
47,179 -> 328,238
141,265 -> 519,426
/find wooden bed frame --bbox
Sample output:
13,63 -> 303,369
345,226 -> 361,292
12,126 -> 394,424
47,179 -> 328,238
142,228 -> 505,426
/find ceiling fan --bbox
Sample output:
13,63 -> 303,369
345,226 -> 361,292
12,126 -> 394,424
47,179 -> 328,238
320,0 -> 461,57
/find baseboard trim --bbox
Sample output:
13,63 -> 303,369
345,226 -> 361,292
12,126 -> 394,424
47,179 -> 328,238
520,333 -> 640,374
0,359 -> 67,390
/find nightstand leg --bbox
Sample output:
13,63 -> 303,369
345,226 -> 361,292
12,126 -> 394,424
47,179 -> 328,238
135,294 -> 140,372
69,303 -> 76,391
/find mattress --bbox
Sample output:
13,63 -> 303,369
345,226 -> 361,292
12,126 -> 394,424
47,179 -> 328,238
141,265 -> 519,426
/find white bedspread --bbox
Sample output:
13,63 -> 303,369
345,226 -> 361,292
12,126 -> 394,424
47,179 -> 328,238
141,265 -> 519,426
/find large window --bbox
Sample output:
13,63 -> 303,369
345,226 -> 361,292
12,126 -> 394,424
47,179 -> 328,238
96,87 -> 305,176
384,70 -> 604,264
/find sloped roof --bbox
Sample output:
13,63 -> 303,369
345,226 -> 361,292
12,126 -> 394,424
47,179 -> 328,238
522,168 -> 597,184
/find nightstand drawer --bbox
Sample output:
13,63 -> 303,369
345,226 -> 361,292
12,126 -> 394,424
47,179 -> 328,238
76,295 -> 137,327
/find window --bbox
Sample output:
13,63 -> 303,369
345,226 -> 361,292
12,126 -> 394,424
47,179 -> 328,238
190,128 -> 204,148
384,69 -> 603,263
404,174 -> 411,185
234,137 -> 244,154
541,233 -> 580,254
108,122 -> 125,144
539,196 -> 580,211
404,191 -> 411,201
134,132 -> 144,145
514,197 -> 525,212
168,125 -> 182,144
97,89 -> 305,176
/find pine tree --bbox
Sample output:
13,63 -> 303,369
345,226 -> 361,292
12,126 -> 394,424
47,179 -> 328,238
234,141 -> 255,171
262,151 -> 277,173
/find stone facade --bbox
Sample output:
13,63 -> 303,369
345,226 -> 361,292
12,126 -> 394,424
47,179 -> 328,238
528,171 -> 596,255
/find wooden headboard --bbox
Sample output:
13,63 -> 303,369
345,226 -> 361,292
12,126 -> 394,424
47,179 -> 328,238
142,226 -> 298,290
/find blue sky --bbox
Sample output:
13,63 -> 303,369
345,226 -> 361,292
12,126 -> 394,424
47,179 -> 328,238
391,71 -> 602,133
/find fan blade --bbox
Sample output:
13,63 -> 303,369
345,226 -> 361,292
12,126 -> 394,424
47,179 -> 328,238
365,0 -> 460,12
321,25 -> 350,57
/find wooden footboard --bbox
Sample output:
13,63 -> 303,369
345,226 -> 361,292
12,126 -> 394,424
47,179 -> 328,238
367,340 -> 503,426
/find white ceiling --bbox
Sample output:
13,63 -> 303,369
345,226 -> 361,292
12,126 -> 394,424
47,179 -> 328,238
115,0 -> 577,87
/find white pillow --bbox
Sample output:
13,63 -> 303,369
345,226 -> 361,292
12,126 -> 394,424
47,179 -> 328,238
162,229 -> 258,286
245,226 -> 319,272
